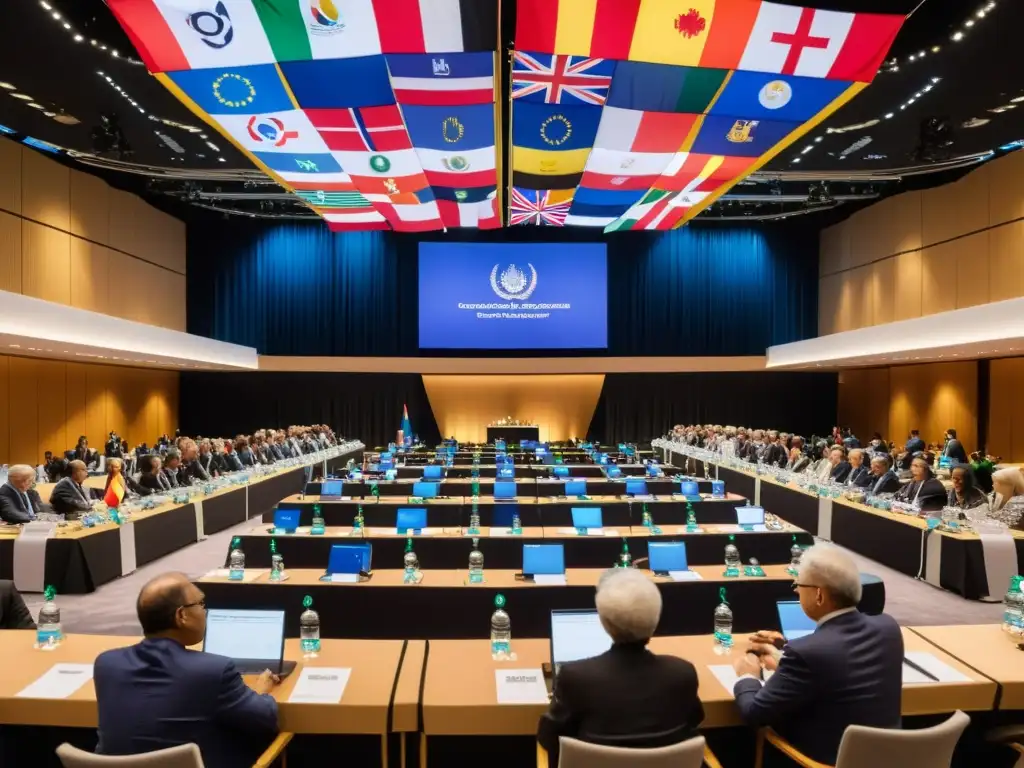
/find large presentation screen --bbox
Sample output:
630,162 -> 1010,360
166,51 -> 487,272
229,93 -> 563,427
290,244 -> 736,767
418,243 -> 608,350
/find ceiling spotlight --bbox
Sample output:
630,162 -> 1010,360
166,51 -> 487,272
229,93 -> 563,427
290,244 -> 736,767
43,111 -> 54,117
1011,96 -> 1024,103
952,31 -> 964,41
27,102 -> 43,109
791,157 -> 801,164
40,1 -> 51,8
51,11 -> 60,20
977,9 -> 986,16
884,112 -> 894,119
965,19 -> 975,27
908,54 -> 916,61
90,39 -> 97,45
10,93 -> 32,100
0,82 -> 15,90
932,77 -> 941,83
111,50 -> 119,57
806,182 -> 834,206
62,22 -> 71,30
931,45 -> 940,53
73,34 -> 83,42
814,136 -> 823,143
918,50 -> 925,57
218,157 -> 226,162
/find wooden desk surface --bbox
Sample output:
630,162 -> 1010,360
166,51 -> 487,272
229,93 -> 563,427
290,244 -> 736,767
288,494 -> 744,506
0,632 -> 409,734
197,564 -> 797,588
421,628 -> 997,736
910,624 -> 1024,709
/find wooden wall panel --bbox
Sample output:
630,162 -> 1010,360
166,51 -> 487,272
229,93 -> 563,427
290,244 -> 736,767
888,361 -> 977,452
922,165 -> 990,248
423,375 -> 605,443
69,239 -> 110,314
870,258 -> 895,326
988,220 -> 1024,304
0,211 -> 22,293
920,240 -> 958,316
988,357 -> 1024,462
0,355 -> 179,465
69,169 -> 110,244
955,230 -> 991,309
988,148 -> 1024,227
818,273 -> 842,335
892,250 -> 923,321
20,150 -> 69,231
21,221 -> 71,305
0,139 -> 22,215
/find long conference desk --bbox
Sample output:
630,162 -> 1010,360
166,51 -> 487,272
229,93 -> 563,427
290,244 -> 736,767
0,625 -> 1018,768
0,444 -> 364,594
660,443 -> 1024,601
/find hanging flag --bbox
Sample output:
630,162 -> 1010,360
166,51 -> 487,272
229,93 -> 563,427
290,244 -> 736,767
253,151 -> 344,175
567,200 -> 634,221
738,3 -> 903,82
510,188 -> 573,226
688,115 -> 799,157
708,70 -> 850,122
168,64 -> 293,115
306,106 -> 413,152
582,148 -> 675,178
278,168 -> 356,185
593,108 -> 699,154
279,57 -> 395,108
512,170 -> 583,190
572,186 -> 645,208
415,146 -> 496,188
325,210 -> 391,230
607,62 -> 728,114
512,102 -> 602,151
437,196 -> 502,229
217,110 -> 332,155
512,53 -> 615,106
433,186 -> 495,203
375,200 -> 444,231
626,0 -> 718,66
106,0 -> 275,72
513,147 -> 591,178
295,189 -> 375,210
387,53 -> 494,105
349,171 -> 433,204
104,473 -> 125,508
564,213 -> 615,227
252,0 -> 383,61
332,148 -> 425,178
514,0 -> 641,59
373,0 -> 498,53
605,189 -> 688,231
653,152 -> 754,192
580,169 -> 663,191
403,104 -> 495,151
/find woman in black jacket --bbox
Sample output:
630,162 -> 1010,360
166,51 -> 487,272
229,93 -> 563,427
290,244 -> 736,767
947,464 -> 988,510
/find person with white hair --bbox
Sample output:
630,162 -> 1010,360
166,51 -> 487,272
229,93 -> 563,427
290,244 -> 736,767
0,464 -> 45,523
538,568 -> 704,763
731,544 -> 903,765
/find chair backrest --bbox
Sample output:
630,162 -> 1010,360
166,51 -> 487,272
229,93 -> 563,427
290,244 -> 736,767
557,735 -> 706,768
835,710 -> 970,768
56,743 -> 204,768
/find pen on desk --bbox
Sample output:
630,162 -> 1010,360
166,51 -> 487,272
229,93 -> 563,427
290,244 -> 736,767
903,656 -> 939,682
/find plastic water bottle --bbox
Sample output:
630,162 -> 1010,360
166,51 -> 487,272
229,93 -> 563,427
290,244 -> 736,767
787,536 -> 803,576
511,512 -> 522,535
299,595 -> 320,658
311,504 -> 325,535
403,536 -> 419,583
713,587 -> 733,654
617,538 -> 632,568
490,593 -> 512,659
1003,576 -> 1024,637
724,535 -> 741,576
228,537 -> 245,580
468,504 -> 481,535
353,505 -> 364,532
269,539 -> 284,582
468,537 -> 484,584
36,585 -> 62,650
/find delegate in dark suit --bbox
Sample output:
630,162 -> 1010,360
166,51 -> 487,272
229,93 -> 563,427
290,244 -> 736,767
830,460 -> 852,483
867,470 -> 901,495
0,580 -> 36,629
0,483 -> 44,524
95,637 -> 277,768
49,476 -> 102,518
734,610 -> 904,764
846,464 -> 872,488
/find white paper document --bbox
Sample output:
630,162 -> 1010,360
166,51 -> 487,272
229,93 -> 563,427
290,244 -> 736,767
17,664 -> 94,699
488,529 -> 516,537
329,573 -> 360,583
533,574 -> 567,586
902,652 -> 972,684
708,665 -> 742,694
287,667 -> 351,704
668,570 -> 703,582
494,668 -> 549,704
557,528 -> 618,537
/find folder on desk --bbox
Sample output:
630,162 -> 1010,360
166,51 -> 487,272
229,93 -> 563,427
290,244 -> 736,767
413,482 -> 439,499
523,544 -> 565,576
565,480 -> 587,497
273,508 -> 300,533
396,507 -> 427,534
327,544 -> 372,574
570,507 -> 602,529
423,465 -> 443,480
494,481 -> 517,500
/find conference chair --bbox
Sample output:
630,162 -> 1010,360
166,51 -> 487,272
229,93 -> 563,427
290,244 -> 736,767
754,710 -> 970,768
56,733 -> 293,768
537,736 -> 723,768
984,724 -> 1024,767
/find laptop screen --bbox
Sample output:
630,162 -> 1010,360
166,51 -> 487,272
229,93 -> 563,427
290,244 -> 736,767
777,600 -> 816,641
423,465 -> 443,480
273,508 -> 300,532
494,481 -> 517,499
550,610 -> 613,674
204,609 -> 285,666
570,507 -> 603,529
564,480 -> 587,496
648,541 -> 688,572
523,544 -> 565,575
678,480 -> 699,496
625,478 -> 647,495
320,480 -> 343,497
413,481 -> 439,498
397,507 -> 427,532
327,544 -> 372,573
737,506 -> 766,526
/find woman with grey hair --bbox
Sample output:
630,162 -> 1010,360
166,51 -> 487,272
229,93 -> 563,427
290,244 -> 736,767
538,569 -> 704,764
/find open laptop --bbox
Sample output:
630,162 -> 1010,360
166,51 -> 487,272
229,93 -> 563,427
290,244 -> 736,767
523,544 -> 565,576
648,541 -> 688,575
320,479 -> 343,500
737,506 -> 766,530
272,508 -> 300,534
203,608 -> 295,677
776,600 -> 816,641
549,609 -> 613,682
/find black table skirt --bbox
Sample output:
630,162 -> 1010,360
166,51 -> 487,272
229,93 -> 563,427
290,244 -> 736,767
486,426 -> 540,443
197,576 -> 803,640
937,535 -> 1024,600
268,499 -> 750,529
759,482 -> 820,535
230,530 -> 815,571
716,466 -> 757,503
326,478 -> 689,499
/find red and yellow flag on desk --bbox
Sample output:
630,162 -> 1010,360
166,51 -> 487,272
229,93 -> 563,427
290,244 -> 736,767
104,473 -> 125,508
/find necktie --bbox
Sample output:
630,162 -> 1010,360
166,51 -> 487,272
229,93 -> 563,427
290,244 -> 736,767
20,491 -> 32,515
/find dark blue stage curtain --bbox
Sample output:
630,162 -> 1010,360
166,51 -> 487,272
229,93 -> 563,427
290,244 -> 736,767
588,372 -> 838,444
178,372 -> 440,448
187,221 -> 817,356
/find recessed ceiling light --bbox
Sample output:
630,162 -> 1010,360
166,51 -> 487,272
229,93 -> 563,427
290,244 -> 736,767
1011,96 -> 1024,104
814,137 -> 823,143
931,45 -> 940,53
0,82 -> 15,90
62,22 -> 71,30
51,11 -> 60,20
40,1 -> 51,9
952,31 -> 964,41
218,157 -> 226,162
965,19 -> 975,27
884,112 -> 894,119
43,111 -> 54,117
27,103 -> 43,109
73,34 -> 83,42
10,93 -> 32,100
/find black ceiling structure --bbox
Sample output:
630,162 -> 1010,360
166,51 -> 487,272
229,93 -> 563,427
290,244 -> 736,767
0,0 -> 1020,226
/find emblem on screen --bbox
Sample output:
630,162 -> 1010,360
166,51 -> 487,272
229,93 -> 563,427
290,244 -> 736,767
490,263 -> 537,301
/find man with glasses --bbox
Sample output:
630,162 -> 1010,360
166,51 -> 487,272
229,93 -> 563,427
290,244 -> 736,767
94,572 -> 281,767
730,545 -> 903,765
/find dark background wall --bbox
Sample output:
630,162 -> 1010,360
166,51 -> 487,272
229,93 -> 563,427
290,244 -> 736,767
186,221 -> 820,357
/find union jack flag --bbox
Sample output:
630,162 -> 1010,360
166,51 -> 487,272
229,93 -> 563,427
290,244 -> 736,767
512,52 -> 616,106
510,188 -> 573,226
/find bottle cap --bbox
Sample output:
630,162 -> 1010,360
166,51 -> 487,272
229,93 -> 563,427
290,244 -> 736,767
719,586 -> 728,604
231,536 -> 241,548
303,595 -> 313,609
405,536 -> 413,552
728,534 -> 735,541
270,538 -> 277,553
494,593 -> 506,608
44,585 -> 56,601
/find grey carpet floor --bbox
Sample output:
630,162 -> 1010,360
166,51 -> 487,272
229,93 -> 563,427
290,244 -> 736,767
24,528 -> 1004,636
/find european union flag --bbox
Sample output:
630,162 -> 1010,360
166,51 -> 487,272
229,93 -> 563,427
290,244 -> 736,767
607,62 -> 728,114
279,56 -> 394,109
512,102 -> 600,152
689,116 -> 800,158
169,64 -> 293,116
708,71 -> 851,123
572,186 -> 645,208
403,104 -> 494,151
253,151 -> 343,174
433,185 -> 495,203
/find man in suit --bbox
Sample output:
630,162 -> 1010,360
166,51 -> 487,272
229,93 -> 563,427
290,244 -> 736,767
538,568 -> 704,765
867,455 -> 901,495
222,442 -> 244,472
50,460 -> 102,519
733,545 -> 903,765
0,465 -> 46,524
104,432 -> 123,459
764,431 -> 788,468
161,449 -> 183,488
905,430 -> 925,456
845,449 -> 872,488
828,446 -> 852,483
138,455 -> 173,493
94,572 -> 280,767
0,580 -> 35,629
269,434 -> 286,462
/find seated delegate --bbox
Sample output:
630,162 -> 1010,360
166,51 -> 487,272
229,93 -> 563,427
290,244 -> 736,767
50,460 -> 103,519
866,455 -> 901,496
0,464 -> 45,524
947,464 -> 987,510
844,448 -> 871,488
94,572 -> 280,767
104,457 -> 151,500
538,568 -> 704,764
0,579 -> 35,629
732,545 -> 903,765
893,455 -> 946,512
